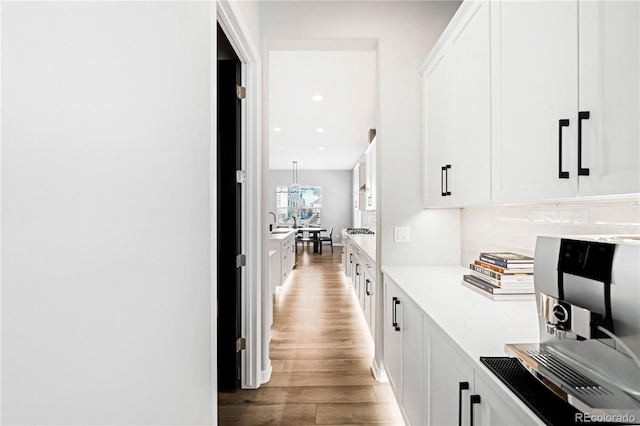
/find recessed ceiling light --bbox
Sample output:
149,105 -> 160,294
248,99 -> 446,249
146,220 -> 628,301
318,147 -> 325,151
311,94 -> 324,102
273,127 -> 282,132
316,128 -> 324,133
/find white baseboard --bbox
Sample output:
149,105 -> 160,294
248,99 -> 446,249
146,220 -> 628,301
261,363 -> 273,384
371,357 -> 389,382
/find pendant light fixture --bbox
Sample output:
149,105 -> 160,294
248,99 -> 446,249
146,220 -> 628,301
290,161 -> 301,190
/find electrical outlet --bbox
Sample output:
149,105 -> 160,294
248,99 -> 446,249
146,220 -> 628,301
394,227 -> 410,243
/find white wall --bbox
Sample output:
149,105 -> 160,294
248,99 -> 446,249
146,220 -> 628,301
2,2 -> 212,424
461,198 -> 640,267
269,170 -> 351,243
259,0 -> 462,267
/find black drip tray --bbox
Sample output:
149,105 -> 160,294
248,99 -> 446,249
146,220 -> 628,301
480,357 -> 585,426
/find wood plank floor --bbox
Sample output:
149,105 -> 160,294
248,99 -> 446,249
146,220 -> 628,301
219,247 -> 404,425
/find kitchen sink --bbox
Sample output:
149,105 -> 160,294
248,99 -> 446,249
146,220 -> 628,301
271,229 -> 293,234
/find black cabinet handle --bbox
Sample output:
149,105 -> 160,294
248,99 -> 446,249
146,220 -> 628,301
392,297 -> 398,327
445,164 -> 452,196
578,111 -> 590,176
470,394 -> 481,426
558,119 -> 570,179
366,279 -> 371,296
350,253 -> 353,264
394,299 -> 401,331
356,264 -> 360,276
441,166 -> 446,196
458,382 -> 469,426
368,196 -> 372,206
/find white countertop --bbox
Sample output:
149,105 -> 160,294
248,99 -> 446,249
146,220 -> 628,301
381,265 -> 540,367
382,265 -> 543,424
346,234 -> 376,263
269,229 -> 297,240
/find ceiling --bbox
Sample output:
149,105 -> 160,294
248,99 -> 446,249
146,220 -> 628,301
269,50 -> 376,170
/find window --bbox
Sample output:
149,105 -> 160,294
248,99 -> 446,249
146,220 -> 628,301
276,186 -> 322,227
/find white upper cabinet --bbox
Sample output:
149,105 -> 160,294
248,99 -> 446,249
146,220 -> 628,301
423,1 -> 491,208
491,0 -> 579,203
578,0 -> 640,197
423,0 -> 639,207
449,1 -> 491,206
424,51 -> 452,208
364,137 -> 377,211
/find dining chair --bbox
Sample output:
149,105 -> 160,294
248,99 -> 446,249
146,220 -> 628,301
296,230 -> 311,253
318,226 -> 334,253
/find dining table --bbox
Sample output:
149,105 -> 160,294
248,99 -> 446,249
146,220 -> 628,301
296,227 -> 327,253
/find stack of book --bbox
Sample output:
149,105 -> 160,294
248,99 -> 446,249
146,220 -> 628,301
462,252 -> 535,301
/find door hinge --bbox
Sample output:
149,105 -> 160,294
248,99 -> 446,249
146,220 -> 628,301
236,85 -> 246,100
236,337 -> 246,352
236,254 -> 246,268
236,170 -> 246,184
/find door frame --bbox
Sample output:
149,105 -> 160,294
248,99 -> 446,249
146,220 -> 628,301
214,0 -> 262,411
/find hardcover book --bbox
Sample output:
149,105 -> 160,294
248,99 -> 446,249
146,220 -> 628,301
474,260 -> 534,274
468,270 -> 534,290
461,279 -> 535,301
479,252 -> 534,269
469,264 -> 533,282
462,274 -> 534,294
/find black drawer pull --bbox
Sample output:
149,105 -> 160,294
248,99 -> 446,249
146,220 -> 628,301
394,299 -> 401,331
558,119 -> 570,179
470,394 -> 481,426
441,166 -> 447,196
365,279 -> 371,296
445,164 -> 451,196
459,382 -> 469,426
392,297 -> 398,327
578,111 -> 590,176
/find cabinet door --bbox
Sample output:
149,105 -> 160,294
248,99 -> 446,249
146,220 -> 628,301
578,0 -> 640,197
350,245 -> 357,285
400,294 -> 424,426
352,166 -> 360,227
425,322 -> 475,426
365,138 -> 376,211
384,278 -> 402,400
363,266 -> 375,336
356,261 -> 365,310
424,51 -> 452,208
491,0 -> 579,203
473,373 -> 538,426
449,1 -> 491,206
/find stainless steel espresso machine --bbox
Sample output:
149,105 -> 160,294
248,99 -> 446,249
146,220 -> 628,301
483,235 -> 640,425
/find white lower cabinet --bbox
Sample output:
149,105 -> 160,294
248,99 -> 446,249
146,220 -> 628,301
384,278 -> 424,425
269,233 -> 296,292
385,275 -> 540,426
472,372 -> 536,426
384,279 -> 402,402
424,319 -> 475,426
363,263 -> 375,337
347,238 -> 376,338
400,296 -> 424,425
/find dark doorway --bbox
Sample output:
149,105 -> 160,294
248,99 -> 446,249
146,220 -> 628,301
217,22 -> 242,392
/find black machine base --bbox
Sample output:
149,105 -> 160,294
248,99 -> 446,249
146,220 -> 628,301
479,357 -> 631,426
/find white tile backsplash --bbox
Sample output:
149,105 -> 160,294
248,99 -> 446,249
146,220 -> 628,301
361,210 -> 376,231
461,197 -> 640,267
